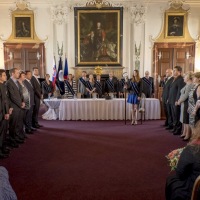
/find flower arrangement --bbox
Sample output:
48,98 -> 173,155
166,147 -> 185,171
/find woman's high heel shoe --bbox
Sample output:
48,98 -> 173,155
180,134 -> 185,138
131,120 -> 135,125
134,120 -> 138,125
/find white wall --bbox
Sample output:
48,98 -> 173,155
0,1 -> 200,77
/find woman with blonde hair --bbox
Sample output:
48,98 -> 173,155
124,70 -> 141,125
188,72 -> 200,129
86,74 -> 96,98
192,72 -> 200,125
177,71 -> 194,141
165,121 -> 200,200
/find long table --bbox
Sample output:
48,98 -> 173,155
43,98 -> 160,121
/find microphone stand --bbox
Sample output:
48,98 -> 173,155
124,77 -> 128,125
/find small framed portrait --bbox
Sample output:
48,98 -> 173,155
74,7 -> 123,66
165,13 -> 185,38
13,14 -> 33,39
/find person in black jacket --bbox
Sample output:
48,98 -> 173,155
105,72 -> 119,98
167,66 -> 185,135
31,67 -> 43,128
0,70 -> 11,158
141,71 -> 154,98
6,68 -> 25,143
24,71 -> 36,133
165,121 -> 200,200
161,69 -> 174,127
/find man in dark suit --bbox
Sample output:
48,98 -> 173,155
0,70 -> 11,158
94,74 -> 104,98
6,68 -> 25,143
31,67 -> 43,128
24,71 -> 36,133
141,71 -> 154,98
105,72 -> 119,97
167,66 -> 185,135
161,69 -> 174,127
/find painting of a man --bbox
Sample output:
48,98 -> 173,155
76,9 -> 122,66
15,17 -> 31,38
167,16 -> 184,36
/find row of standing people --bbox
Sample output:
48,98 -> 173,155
161,66 -> 200,200
50,70 -> 155,99
0,67 -> 44,159
162,66 -> 200,140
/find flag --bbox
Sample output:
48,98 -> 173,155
63,56 -> 68,80
56,57 -> 63,80
52,56 -> 57,87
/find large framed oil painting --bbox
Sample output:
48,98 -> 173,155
74,7 -> 123,66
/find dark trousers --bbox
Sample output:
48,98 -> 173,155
0,119 -> 9,149
170,104 -> 182,130
24,105 -> 34,130
163,101 -> 169,126
17,109 -> 25,138
9,107 -> 21,139
32,97 -> 40,126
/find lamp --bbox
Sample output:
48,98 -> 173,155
8,52 -> 13,60
186,52 -> 191,59
36,52 -> 41,60
158,52 -> 162,60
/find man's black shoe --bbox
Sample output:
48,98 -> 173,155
15,138 -> 24,144
173,130 -> 181,135
2,148 -> 10,154
33,125 -> 40,129
31,127 -> 37,131
36,124 -> 43,128
165,126 -> 173,130
170,128 -> 177,133
0,153 -> 9,159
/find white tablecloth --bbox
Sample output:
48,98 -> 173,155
42,99 -> 61,120
43,98 -> 160,121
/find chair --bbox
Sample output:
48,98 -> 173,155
191,175 -> 200,200
138,93 -> 146,124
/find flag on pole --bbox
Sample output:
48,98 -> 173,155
56,57 -> 63,80
64,56 -> 68,80
52,56 -> 57,87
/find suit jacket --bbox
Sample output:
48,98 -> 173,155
162,77 -> 174,103
168,75 -> 185,104
94,80 -> 105,97
24,79 -> 35,106
141,77 -> 154,97
6,78 -> 24,109
78,77 -> 88,95
105,77 -> 119,94
31,76 -> 42,100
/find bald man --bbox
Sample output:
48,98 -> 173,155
162,69 -> 174,128
141,71 -> 154,98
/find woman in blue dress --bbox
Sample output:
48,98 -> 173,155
125,70 -> 141,125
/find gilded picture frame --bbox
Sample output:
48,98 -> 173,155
13,13 -> 34,39
74,7 -> 123,66
165,12 -> 186,38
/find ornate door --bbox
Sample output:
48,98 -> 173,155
3,43 -> 46,77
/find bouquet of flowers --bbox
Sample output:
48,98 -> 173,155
166,147 -> 185,171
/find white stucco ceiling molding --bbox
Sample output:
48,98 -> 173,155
50,2 -> 69,25
130,4 -> 147,25
9,0 -> 33,12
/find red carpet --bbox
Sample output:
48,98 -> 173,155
1,119 -> 185,200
